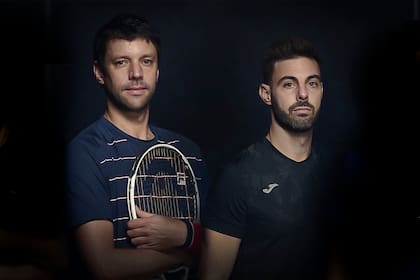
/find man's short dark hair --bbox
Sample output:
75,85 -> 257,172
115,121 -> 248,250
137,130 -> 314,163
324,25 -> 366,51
93,13 -> 161,70
262,37 -> 321,84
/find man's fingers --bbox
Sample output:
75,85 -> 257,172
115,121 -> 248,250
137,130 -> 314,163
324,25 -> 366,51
135,206 -> 154,218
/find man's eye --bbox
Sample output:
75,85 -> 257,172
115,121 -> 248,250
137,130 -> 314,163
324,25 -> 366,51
284,82 -> 296,89
308,81 -> 319,88
143,58 -> 153,65
115,60 -> 127,66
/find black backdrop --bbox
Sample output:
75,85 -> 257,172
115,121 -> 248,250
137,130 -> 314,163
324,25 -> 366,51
45,0 -> 414,177
1,0 -> 419,279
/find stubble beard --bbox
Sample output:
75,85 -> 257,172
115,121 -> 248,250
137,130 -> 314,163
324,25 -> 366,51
271,98 -> 318,133
105,86 -> 153,114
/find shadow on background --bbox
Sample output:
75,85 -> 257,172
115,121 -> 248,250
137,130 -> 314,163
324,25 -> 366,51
0,0 -> 68,279
336,18 -> 420,280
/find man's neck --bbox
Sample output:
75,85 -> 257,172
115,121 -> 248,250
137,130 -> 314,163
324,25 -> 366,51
104,109 -> 154,140
266,126 -> 312,162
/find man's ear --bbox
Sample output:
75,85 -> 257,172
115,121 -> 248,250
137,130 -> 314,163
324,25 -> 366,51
93,61 -> 105,85
259,83 -> 272,105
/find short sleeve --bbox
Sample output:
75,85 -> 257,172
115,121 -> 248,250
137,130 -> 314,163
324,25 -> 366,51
202,163 -> 249,238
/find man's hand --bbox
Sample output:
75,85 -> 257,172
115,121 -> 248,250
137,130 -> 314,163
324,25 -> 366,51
127,206 -> 187,251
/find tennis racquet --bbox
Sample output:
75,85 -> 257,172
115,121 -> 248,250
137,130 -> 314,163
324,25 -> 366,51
127,143 -> 200,280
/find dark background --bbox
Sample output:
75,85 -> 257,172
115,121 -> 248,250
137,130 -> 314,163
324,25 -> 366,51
47,0 -> 414,172
1,0 -> 419,279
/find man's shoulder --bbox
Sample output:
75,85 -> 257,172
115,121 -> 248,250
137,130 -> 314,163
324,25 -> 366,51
68,118 -> 105,147
225,138 -> 268,170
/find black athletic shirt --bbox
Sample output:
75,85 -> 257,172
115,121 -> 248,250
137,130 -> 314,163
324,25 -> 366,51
203,137 -> 333,280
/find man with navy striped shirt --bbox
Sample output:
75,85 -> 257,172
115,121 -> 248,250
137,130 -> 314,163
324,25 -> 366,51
66,13 -> 209,279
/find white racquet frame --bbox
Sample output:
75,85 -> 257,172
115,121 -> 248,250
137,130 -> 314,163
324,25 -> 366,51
126,143 -> 200,279
127,142 -> 200,221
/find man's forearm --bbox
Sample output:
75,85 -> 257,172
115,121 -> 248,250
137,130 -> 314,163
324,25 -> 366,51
85,247 -> 190,279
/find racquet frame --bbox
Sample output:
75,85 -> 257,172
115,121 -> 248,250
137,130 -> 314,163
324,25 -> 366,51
127,143 -> 200,221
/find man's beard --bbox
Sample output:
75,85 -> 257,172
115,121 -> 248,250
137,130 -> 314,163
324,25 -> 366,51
271,98 -> 318,133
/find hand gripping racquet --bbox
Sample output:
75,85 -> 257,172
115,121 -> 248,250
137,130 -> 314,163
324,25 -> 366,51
127,143 -> 200,280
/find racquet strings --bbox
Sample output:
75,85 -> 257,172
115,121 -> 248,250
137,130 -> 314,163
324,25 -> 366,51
132,145 -> 198,220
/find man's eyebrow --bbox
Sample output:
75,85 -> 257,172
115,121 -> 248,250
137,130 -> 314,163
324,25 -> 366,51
275,74 -> 322,86
276,76 -> 297,85
306,74 -> 322,82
